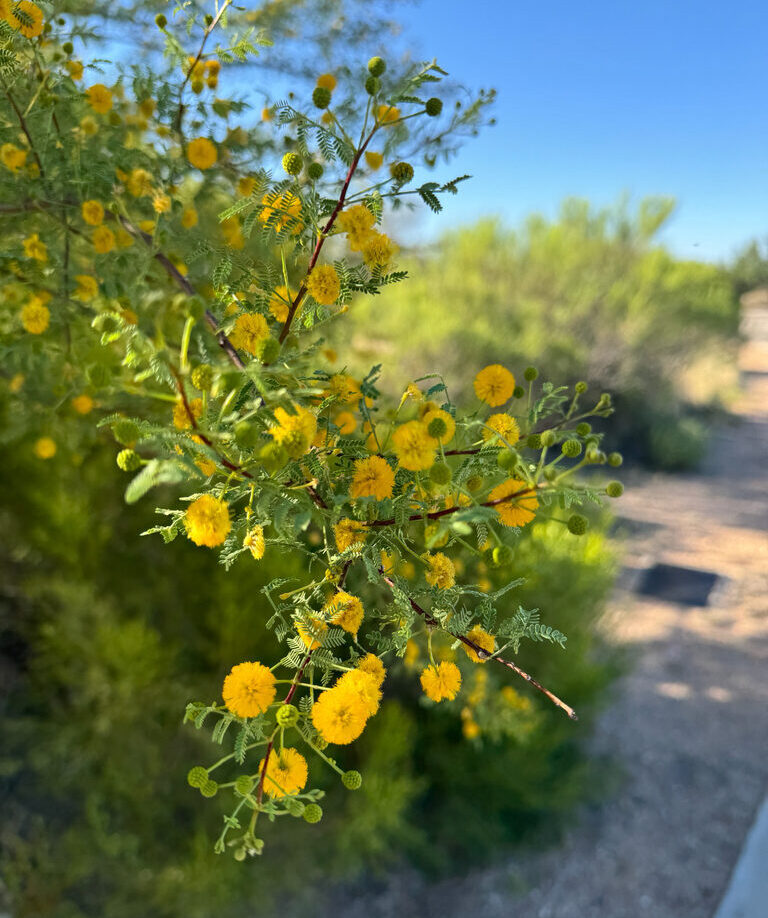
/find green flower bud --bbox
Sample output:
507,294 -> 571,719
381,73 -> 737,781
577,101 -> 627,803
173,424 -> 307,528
86,363 -> 111,388
425,97 -> 443,117
586,449 -> 607,464
575,381 -> 588,394
342,770 -> 362,790
426,416 -> 448,439
154,13 -> 167,27
598,392 -> 612,408
303,803 -> 323,824
312,86 -> 332,109
204,14 -> 214,25
116,449 -> 141,472
466,474 -> 484,492
286,799 -> 305,817
233,847 -> 247,862
608,451 -> 623,467
524,366 -> 538,382
512,385 -> 525,399
259,441 -> 287,474
112,419 -> 139,446
191,363 -> 214,391
389,161 -> 414,185
276,704 -> 300,727
235,421 -> 261,448
525,433 -> 542,449
567,514 -> 588,535
255,336 -> 281,365
307,162 -> 324,181
497,448 -> 517,470
606,480 -> 624,498
200,778 -> 219,797
429,462 -> 452,485
575,422 -> 591,437
561,439 -> 582,458
492,545 -> 513,567
367,56 -> 386,77
187,766 -> 208,788
62,41 -> 74,54
282,152 -> 303,176
365,76 -> 381,95
543,467 -> 557,481
234,775 -> 255,796
540,430 -> 556,447
312,736 -> 328,751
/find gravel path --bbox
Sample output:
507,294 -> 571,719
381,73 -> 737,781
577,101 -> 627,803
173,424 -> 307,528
335,332 -> 768,918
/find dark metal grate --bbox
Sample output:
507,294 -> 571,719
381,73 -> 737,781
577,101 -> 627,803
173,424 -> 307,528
635,563 -> 721,606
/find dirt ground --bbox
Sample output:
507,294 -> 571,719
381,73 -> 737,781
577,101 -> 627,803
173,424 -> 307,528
335,334 -> 768,918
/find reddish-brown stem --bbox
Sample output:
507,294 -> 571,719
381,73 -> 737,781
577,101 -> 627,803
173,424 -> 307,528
277,128 -> 377,343
4,88 -> 45,179
380,573 -> 578,721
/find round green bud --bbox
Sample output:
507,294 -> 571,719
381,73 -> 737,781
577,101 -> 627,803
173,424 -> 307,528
86,363 -> 111,388
276,704 -> 300,728
342,770 -> 362,790
425,97 -> 443,117
307,162 -> 324,181
283,333 -> 300,351
429,462 -> 452,485
525,433 -> 542,450
367,56 -> 386,77
426,416 -> 448,439
497,448 -> 517,470
575,422 -> 592,437
540,430 -> 556,448
567,514 -> 588,535
586,449 -> 607,465
466,474 -> 484,492
608,451 -> 623,467
62,41 -> 74,54
259,441 -> 287,474
116,449 -> 141,472
312,736 -> 328,751
365,76 -> 381,95
282,152 -> 303,176
191,363 -> 214,391
234,775 -> 255,796
112,419 -> 140,446
512,385 -> 526,399
492,545 -> 513,567
255,336 -> 281,365
312,86 -> 332,109
575,381 -> 588,394
235,421 -> 261,448
187,766 -> 208,788
200,778 -> 219,798
303,803 -> 323,824
286,799 -> 305,817
598,392 -> 612,408
233,847 -> 247,862
390,161 -> 414,185
543,467 -> 557,481
524,366 -> 538,382
154,13 -> 167,27
561,439 -> 582,458
606,480 -> 624,498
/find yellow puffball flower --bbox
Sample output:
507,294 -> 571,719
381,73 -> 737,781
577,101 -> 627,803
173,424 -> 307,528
328,373 -> 361,405
337,204 -> 376,251
269,404 -> 318,458
74,274 -> 99,301
357,654 -> 386,687
184,494 -> 231,547
34,437 -> 57,459
71,394 -> 94,415
92,225 -> 116,254
268,284 -> 295,322
487,477 -> 538,528
311,684 -> 369,745
422,407 -> 456,444
152,192 -> 171,214
404,639 -> 420,669
243,524 -> 265,560
116,228 -> 134,248
296,616 -> 327,651
66,60 -> 84,80
376,104 -> 401,124
349,455 -> 395,501
362,232 -> 398,270
316,73 -> 337,91
334,411 -> 356,435
237,175 -> 257,197
138,97 -> 156,118
79,115 -> 98,136
420,662 -> 461,702
81,199 -> 104,226
86,83 -> 113,114
222,661 -> 276,717
482,413 -> 520,445
220,216 -> 245,249
258,191 -> 303,234
9,374 -> 25,393
392,420 -> 436,471
173,396 -> 202,430
21,299 -> 50,334
333,517 -> 366,553
474,364 -> 516,407
463,625 -> 496,663
261,106 -> 273,122
229,313 -> 269,355
126,168 -> 153,197
186,136 -> 217,170
306,264 -> 340,306
364,151 -> 384,170
1,143 -> 27,172
258,748 -> 308,798
23,233 -> 47,261
335,670 -> 381,717
324,591 -> 364,635
424,552 -> 456,590
181,206 -> 198,229
9,0 -> 43,38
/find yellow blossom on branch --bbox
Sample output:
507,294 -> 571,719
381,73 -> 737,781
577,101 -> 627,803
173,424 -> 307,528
258,748 -> 308,798
349,455 -> 395,501
420,662 -> 461,702
474,364 -> 516,407
186,137 -> 217,170
306,264 -> 340,305
222,661 -> 276,717
243,525 -> 265,560
483,413 -> 520,444
229,313 -> 269,355
86,83 -> 113,113
392,420 -> 436,471
463,626 -> 496,663
184,495 -> 231,547
424,552 -> 456,589
23,233 -> 47,261
81,200 -> 104,226
311,684 -> 369,745
324,591 -> 364,635
487,478 -> 538,528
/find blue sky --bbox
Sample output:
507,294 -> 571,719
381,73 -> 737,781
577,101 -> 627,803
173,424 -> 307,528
396,0 -> 767,263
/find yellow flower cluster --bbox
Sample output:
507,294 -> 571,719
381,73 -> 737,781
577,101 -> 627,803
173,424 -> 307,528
311,661 -> 384,744
306,264 -> 340,305
420,661 -> 461,702
258,747 -> 308,798
269,404 -> 317,458
184,495 -> 231,547
222,661 -> 276,717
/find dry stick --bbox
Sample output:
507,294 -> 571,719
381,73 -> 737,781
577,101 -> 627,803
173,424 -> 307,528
4,88 -> 45,179
380,573 -> 578,721
277,127 -> 378,343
